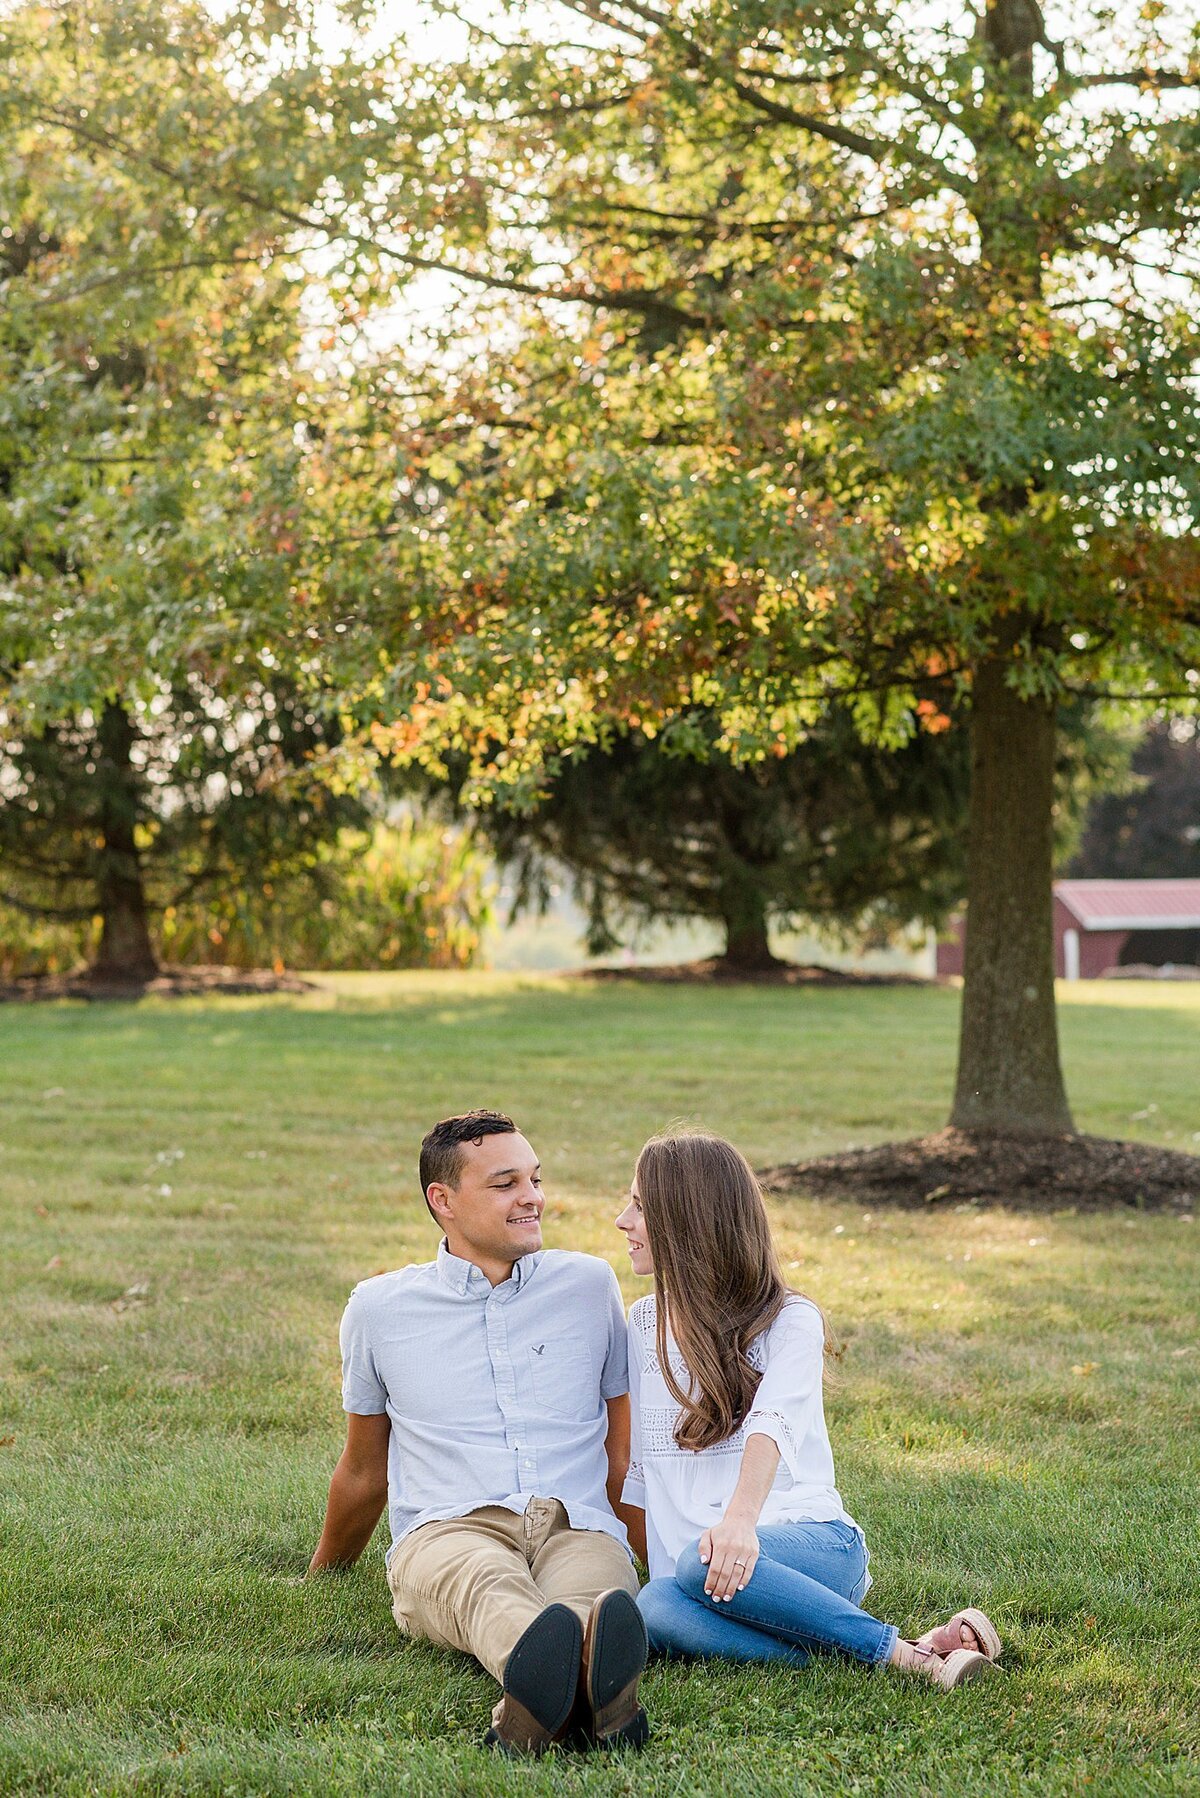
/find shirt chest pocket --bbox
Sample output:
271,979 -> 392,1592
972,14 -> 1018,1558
527,1336 -> 596,1419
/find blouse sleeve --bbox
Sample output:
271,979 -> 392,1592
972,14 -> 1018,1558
743,1298 -> 825,1481
621,1300 -> 647,1508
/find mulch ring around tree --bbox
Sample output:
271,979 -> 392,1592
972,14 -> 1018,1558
0,965 -> 315,1003
759,1127 -> 1200,1214
570,958 -> 927,986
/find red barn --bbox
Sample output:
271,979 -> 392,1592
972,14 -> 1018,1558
936,879 -> 1200,980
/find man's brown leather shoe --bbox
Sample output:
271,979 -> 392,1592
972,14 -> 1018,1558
484,1604 -> 583,1756
580,1588 -> 649,1750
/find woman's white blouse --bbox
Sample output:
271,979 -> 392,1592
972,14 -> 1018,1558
621,1292 -> 861,1582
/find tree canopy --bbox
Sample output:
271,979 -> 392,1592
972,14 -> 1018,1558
294,0 -> 1200,770
0,1 -> 354,972
329,0 -> 1200,1132
7,1 -> 1200,1129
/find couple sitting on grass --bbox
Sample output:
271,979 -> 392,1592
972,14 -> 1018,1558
308,1110 -> 1000,1755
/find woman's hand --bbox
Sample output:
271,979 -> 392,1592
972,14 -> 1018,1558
698,1510 -> 759,1602
697,1430 -> 779,1601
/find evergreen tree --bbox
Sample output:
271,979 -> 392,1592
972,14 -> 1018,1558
0,3 -> 346,976
0,684 -> 365,980
474,710 -> 970,970
1071,720 -> 1200,883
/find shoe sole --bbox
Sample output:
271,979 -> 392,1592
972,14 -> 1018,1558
601,1705 -> 650,1750
955,1607 -> 1002,1661
936,1648 -> 997,1690
587,1589 -> 649,1748
491,1604 -> 583,1752
915,1606 -> 1003,1663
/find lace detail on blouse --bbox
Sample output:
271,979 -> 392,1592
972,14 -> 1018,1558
631,1296 -> 765,1390
642,1405 -> 745,1457
630,1298 -> 771,1458
634,1317 -> 689,1383
743,1405 -> 799,1463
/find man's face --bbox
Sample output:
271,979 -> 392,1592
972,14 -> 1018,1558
429,1131 -> 544,1268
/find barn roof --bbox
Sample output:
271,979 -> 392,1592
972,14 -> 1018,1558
1056,879 -> 1200,931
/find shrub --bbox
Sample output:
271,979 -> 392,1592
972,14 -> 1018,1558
160,818 -> 494,971
0,819 -> 494,976
0,912 -> 96,980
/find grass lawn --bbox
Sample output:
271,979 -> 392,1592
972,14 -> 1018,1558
1,974 -> 1198,1796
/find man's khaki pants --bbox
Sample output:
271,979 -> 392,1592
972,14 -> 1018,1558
386,1498 -> 638,1683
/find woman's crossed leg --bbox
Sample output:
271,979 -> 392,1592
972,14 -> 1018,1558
639,1519 -> 896,1667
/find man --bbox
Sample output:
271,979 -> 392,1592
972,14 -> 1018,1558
308,1109 -> 649,1755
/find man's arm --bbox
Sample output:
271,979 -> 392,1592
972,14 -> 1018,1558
603,1393 -> 647,1565
307,1412 -> 391,1573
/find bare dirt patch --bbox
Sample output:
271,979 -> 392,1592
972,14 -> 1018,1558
567,957 -> 926,987
0,965 -> 314,1003
760,1126 -> 1200,1214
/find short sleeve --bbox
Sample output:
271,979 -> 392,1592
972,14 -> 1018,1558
621,1299 -> 648,1508
339,1284 -> 388,1415
599,1263 -> 630,1400
743,1299 -> 825,1480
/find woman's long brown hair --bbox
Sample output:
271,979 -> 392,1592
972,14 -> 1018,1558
635,1130 -> 794,1453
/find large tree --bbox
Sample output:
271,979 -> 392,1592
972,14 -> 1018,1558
13,2 -> 1200,1138
0,2 -> 354,977
473,698 -> 1117,970
322,0 -> 1198,1138
1071,717 -> 1200,882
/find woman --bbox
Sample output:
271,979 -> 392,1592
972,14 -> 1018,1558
615,1130 -> 1000,1688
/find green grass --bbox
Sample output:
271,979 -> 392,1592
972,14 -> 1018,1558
1,974 -> 1198,1796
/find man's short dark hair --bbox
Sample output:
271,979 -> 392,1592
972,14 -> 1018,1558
419,1110 -> 517,1221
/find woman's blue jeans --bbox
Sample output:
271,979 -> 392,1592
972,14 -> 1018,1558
638,1519 -> 898,1667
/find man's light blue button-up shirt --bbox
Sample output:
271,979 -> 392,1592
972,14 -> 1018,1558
340,1241 -> 630,1564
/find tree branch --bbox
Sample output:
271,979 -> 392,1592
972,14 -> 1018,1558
29,255 -> 269,309
388,248 -> 704,326
734,64 -> 849,86
1075,69 -> 1199,90
0,890 -> 94,923
167,862 -> 228,908
50,453 -> 163,464
557,0 -> 654,45
561,198 -> 889,239
721,74 -> 890,158
33,107 -> 705,331
513,87 -> 640,120
561,1 -> 970,188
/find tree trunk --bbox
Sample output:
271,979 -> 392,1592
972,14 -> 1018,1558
90,701 -> 159,983
717,883 -> 778,972
949,8 -> 1074,1136
950,637 -> 1073,1135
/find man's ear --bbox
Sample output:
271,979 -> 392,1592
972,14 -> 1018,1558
426,1182 -> 454,1223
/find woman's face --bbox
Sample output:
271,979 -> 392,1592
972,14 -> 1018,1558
615,1185 -> 654,1276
